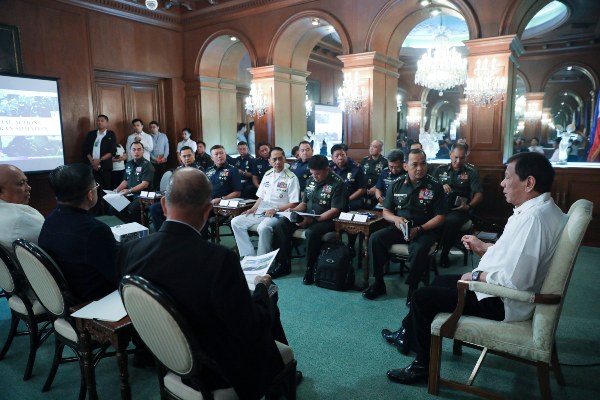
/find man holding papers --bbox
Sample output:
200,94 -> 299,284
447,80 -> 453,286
231,147 -> 300,277
112,141 -> 154,223
119,167 -> 291,399
365,149 -> 446,302
39,164 -> 118,303
271,155 -> 346,285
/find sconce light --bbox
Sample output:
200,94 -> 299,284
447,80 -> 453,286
524,101 -> 543,122
305,93 -> 313,117
407,108 -> 422,124
396,94 -> 402,112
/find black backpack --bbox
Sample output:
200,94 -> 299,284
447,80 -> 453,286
314,243 -> 355,291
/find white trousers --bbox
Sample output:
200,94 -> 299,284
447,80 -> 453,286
231,214 -> 279,257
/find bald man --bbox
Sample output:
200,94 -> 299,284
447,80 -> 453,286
0,164 -> 44,252
119,167 -> 293,398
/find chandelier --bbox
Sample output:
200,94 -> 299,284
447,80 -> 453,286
305,93 -> 313,117
338,73 -> 367,113
414,28 -> 467,96
245,83 -> 268,118
464,58 -> 507,107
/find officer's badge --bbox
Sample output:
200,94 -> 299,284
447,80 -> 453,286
419,188 -> 434,200
323,185 -> 332,194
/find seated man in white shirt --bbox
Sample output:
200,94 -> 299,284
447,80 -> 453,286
380,152 -> 567,387
0,164 -> 45,253
231,147 -> 300,278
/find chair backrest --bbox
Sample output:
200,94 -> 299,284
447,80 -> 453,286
0,246 -> 17,295
13,239 -> 70,318
121,276 -> 207,372
160,170 -> 173,192
532,199 -> 593,347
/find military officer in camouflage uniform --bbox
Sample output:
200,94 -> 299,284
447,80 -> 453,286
432,143 -> 483,267
361,140 -> 388,208
271,155 -> 346,285
364,149 -> 446,302
375,149 -> 404,206
331,143 -> 366,211
113,141 -> 155,223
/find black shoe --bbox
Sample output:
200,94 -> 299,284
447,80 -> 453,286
362,282 -> 386,300
296,371 -> 303,386
381,327 -> 410,355
387,359 -> 428,384
303,268 -> 314,285
268,261 -> 291,279
406,285 -> 417,307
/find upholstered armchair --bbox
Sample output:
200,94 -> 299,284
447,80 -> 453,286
428,199 -> 593,399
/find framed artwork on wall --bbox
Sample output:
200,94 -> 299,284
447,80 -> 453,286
0,23 -> 23,74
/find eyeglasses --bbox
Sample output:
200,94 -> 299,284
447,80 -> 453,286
90,182 -> 100,191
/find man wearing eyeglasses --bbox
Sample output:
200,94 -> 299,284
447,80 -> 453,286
38,164 -> 118,303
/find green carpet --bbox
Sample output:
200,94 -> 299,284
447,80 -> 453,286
1,238 -> 599,399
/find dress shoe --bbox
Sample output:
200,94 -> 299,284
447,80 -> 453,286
381,327 -> 410,355
387,359 -> 428,384
303,268 -> 315,285
362,282 -> 386,300
268,261 -> 291,279
296,371 -> 303,386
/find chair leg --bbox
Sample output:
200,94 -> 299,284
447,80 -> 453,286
551,343 -> 565,386
453,339 -> 463,356
428,335 -> 443,395
537,361 -> 552,400
77,353 -> 87,400
0,312 -> 19,360
23,315 -> 40,381
42,338 -> 65,392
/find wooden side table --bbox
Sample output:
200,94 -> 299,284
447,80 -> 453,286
139,195 -> 163,227
334,210 -> 388,289
212,203 -> 253,242
74,316 -> 134,400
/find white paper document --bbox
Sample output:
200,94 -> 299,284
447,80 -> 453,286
399,222 -> 410,241
103,192 -> 130,212
71,290 -> 127,322
241,249 -> 279,290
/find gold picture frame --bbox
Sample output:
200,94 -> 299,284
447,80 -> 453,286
0,23 -> 23,74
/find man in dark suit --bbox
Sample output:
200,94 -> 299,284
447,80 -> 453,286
119,167 -> 288,399
82,114 -> 117,191
38,164 -> 118,303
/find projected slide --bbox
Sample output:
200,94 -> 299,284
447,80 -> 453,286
0,74 -> 64,173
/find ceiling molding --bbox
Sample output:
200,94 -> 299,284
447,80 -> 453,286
56,0 -> 182,30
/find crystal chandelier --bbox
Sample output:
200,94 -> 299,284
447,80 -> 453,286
338,73 -> 367,113
414,28 -> 467,96
464,58 -> 507,107
244,83 -> 268,118
305,93 -> 313,117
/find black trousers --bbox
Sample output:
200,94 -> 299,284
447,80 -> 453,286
401,274 -> 505,363
369,225 -> 439,287
272,217 -> 335,270
439,210 -> 471,259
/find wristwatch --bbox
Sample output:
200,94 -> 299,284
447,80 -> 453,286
274,208 -> 280,212
472,270 -> 482,282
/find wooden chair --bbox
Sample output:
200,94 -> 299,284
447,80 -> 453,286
13,239 -> 111,400
428,199 -> 593,400
0,245 -> 53,380
120,275 -> 297,400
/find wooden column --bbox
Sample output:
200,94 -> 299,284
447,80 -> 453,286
464,35 -> 524,166
337,52 -> 402,159
247,66 -> 311,154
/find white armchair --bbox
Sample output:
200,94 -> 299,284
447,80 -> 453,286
427,199 -> 593,399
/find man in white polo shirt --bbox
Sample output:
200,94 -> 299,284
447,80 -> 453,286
126,118 -> 153,161
231,147 -> 300,277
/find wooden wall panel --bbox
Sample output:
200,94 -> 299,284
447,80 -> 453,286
130,85 -> 160,128
96,83 -> 128,142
